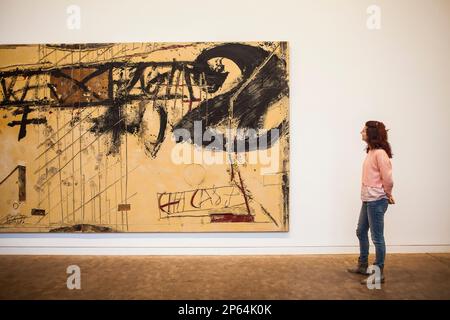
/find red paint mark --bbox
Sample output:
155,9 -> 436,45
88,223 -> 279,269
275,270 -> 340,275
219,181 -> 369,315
158,193 -> 180,214
182,98 -> 200,112
210,214 -> 254,223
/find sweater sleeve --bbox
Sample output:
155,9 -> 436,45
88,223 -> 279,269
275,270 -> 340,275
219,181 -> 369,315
376,150 -> 394,195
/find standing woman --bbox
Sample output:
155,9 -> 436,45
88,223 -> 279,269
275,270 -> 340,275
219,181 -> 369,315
348,120 -> 394,284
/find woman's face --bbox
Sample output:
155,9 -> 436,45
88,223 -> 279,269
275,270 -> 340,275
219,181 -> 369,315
360,126 -> 368,142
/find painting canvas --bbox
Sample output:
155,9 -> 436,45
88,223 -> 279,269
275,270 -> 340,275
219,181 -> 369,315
0,42 -> 290,232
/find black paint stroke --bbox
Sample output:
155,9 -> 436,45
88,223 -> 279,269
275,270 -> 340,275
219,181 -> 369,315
49,223 -> 114,232
0,165 -> 26,202
17,165 -> 26,202
0,60 -> 183,144
45,43 -> 113,51
282,171 -> 289,228
7,110 -> 47,141
1,43 -> 288,156
173,43 -> 289,151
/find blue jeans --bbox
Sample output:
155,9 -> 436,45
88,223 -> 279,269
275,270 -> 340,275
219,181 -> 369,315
356,198 -> 389,268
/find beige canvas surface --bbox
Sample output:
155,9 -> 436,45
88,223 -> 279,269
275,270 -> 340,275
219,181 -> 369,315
0,42 -> 289,232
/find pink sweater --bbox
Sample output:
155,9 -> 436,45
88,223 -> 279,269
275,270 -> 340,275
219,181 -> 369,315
362,149 -> 394,196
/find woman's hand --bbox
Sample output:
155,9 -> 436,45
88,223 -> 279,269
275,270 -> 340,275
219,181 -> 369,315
387,194 -> 395,204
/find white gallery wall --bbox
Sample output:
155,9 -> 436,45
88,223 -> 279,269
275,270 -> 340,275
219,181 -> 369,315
0,0 -> 449,254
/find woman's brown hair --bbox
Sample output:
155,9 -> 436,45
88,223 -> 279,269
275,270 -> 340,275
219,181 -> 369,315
365,120 -> 393,158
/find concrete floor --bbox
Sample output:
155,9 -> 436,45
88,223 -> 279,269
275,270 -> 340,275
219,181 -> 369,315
0,253 -> 449,299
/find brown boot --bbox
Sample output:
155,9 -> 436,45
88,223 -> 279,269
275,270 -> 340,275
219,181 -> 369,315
347,262 -> 370,275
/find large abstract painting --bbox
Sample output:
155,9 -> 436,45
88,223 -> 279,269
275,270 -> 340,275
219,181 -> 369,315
0,42 -> 289,232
